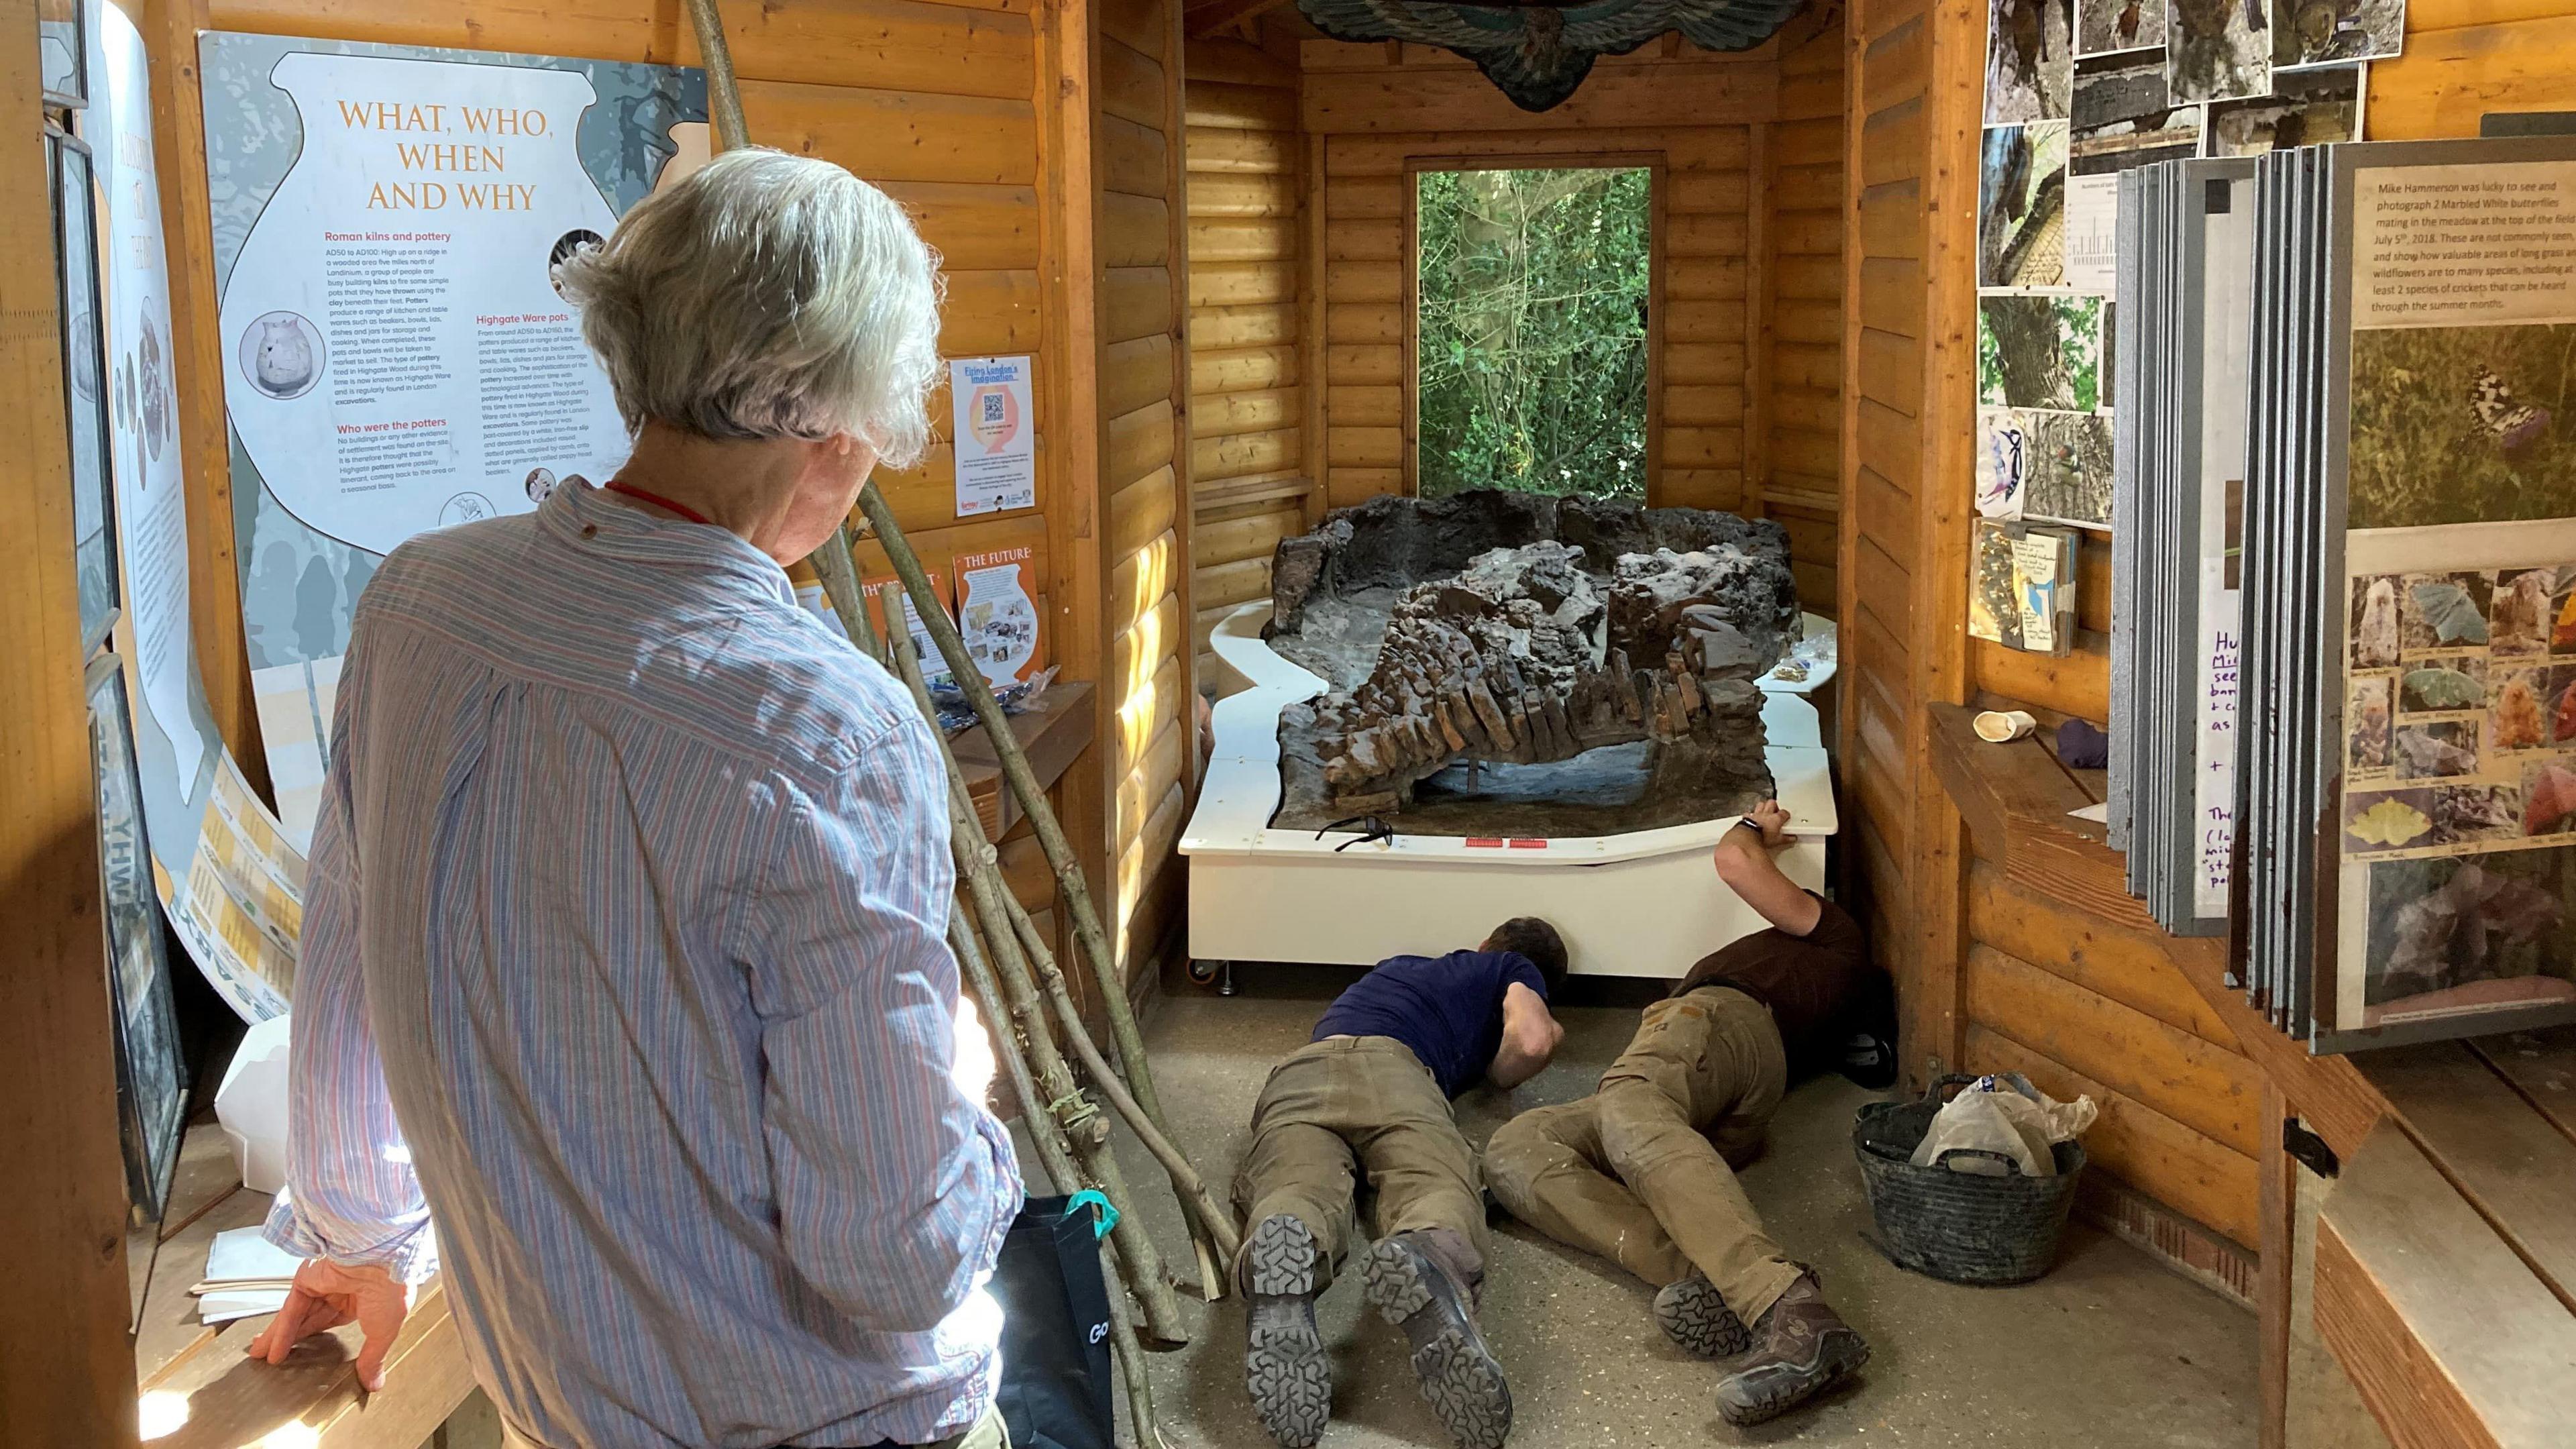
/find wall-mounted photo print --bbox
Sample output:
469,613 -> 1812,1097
2392,720 -> 2481,780
2491,666 -> 2552,751
2350,674 -> 2393,773
1980,123 -> 2070,288
2352,573 -> 2401,668
1977,407 -> 2035,519
1978,296 -> 2104,409
2350,324 -> 2576,530
2077,0 -> 2163,55
2396,658 -> 2485,715
2359,847 -> 2576,1026
2206,64 -> 2363,154
1988,0 -> 2077,122
2402,573 -> 2494,655
2528,759 -> 2576,836
2345,787 -> 2434,852
2550,665 -> 2576,745
2165,0 -> 2271,103
2431,782 -> 2522,847
2273,0 -> 2403,68
2026,409 -> 2115,526
2489,566 -> 2565,658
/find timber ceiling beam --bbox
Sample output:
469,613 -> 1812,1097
1185,0 -> 1294,40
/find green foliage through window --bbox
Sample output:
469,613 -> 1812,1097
1416,167 -> 1650,501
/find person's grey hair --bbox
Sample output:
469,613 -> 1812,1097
553,147 -> 944,466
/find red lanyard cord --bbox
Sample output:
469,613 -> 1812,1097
602,478 -> 716,528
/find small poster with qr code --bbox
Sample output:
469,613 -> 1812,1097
949,355 -> 1036,517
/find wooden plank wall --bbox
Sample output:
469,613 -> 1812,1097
1841,0 -> 1975,1069
1097,0 -> 1197,977
1762,14 -> 1847,614
1183,28 -> 1308,689
6,1 -> 136,1434
138,0 -> 1166,971
1295,27 -> 1845,572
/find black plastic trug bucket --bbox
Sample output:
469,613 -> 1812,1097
1852,1075 -> 2087,1285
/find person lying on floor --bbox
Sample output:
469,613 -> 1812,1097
1234,918 -> 1570,1449
1485,800 -> 1896,1428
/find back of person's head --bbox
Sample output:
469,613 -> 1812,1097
553,146 -> 945,466
1483,916 -> 1568,995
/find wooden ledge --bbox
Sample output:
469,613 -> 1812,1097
2317,1103 -> 2576,1449
951,679 -> 1097,838
137,1123 -> 474,1449
1924,701 -> 2386,1161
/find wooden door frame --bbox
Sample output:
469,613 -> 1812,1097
1397,151 -> 1667,504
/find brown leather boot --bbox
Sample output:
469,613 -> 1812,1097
1712,1273 -> 1870,1426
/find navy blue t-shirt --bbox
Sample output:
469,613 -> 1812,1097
1311,949 -> 1548,1098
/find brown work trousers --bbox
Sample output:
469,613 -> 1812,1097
1485,986 -> 1803,1326
1232,1035 -> 1487,1294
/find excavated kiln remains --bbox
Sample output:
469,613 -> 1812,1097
1268,491 -> 1802,829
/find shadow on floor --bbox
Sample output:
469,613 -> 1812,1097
1054,983 -> 2257,1449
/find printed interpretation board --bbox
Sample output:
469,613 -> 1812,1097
201,31 -> 708,844
95,8 -> 303,1022
2324,149 -> 2576,1040
949,356 -> 1036,517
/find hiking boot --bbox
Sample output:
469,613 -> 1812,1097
1713,1273 -> 1871,1426
1242,1215 -> 1331,1448
1652,1273 -> 1750,1358
1362,1232 -> 1511,1449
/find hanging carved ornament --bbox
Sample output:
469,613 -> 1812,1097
1296,0 -> 1807,111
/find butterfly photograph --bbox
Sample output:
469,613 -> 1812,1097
2347,323 -> 2576,531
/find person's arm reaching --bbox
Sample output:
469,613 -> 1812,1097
752,712 -> 1024,1336
1487,981 -> 1564,1089
252,641 -> 427,1390
1713,799 -> 1825,936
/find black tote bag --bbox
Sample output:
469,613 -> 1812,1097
992,1194 -> 1116,1449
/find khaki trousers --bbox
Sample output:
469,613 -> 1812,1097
1485,987 -> 1803,1325
503,1403 -> 1010,1449
1232,1035 -> 1487,1293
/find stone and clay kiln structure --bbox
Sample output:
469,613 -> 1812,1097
1182,492 -> 1837,977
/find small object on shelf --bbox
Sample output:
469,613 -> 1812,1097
1975,710 -> 2039,743
2056,718 -> 2110,769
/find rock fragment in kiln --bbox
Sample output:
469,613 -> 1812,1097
1265,490 -> 1801,827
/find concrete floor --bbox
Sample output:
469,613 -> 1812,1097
1049,971 -> 2259,1449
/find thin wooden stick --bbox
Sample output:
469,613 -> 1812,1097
678,0 -> 749,151
851,484 -> 1178,1139
955,915 -> 1166,1449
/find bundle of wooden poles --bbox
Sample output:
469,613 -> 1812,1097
676,6 -> 1238,1444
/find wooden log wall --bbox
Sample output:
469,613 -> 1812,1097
1183,27 -> 1309,690
1874,0 -> 2576,1301
135,0 -> 1177,981
1289,19 -> 1847,610
5,1 -> 134,1433
1841,0 -> 1976,1059
1097,0 -> 1198,977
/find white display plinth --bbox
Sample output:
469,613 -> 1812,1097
1181,603 -> 1840,979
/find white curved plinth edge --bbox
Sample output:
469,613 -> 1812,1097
1182,602 -> 1841,979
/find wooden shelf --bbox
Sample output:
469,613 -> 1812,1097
950,679 -> 1097,839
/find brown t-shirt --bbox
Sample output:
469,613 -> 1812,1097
1672,894 -> 1876,1070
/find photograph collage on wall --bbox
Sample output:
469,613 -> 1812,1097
1972,0 -> 2384,578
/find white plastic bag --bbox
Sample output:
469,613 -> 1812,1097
1909,1073 -> 2097,1177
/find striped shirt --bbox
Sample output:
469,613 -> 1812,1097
266,481 -> 1023,1449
